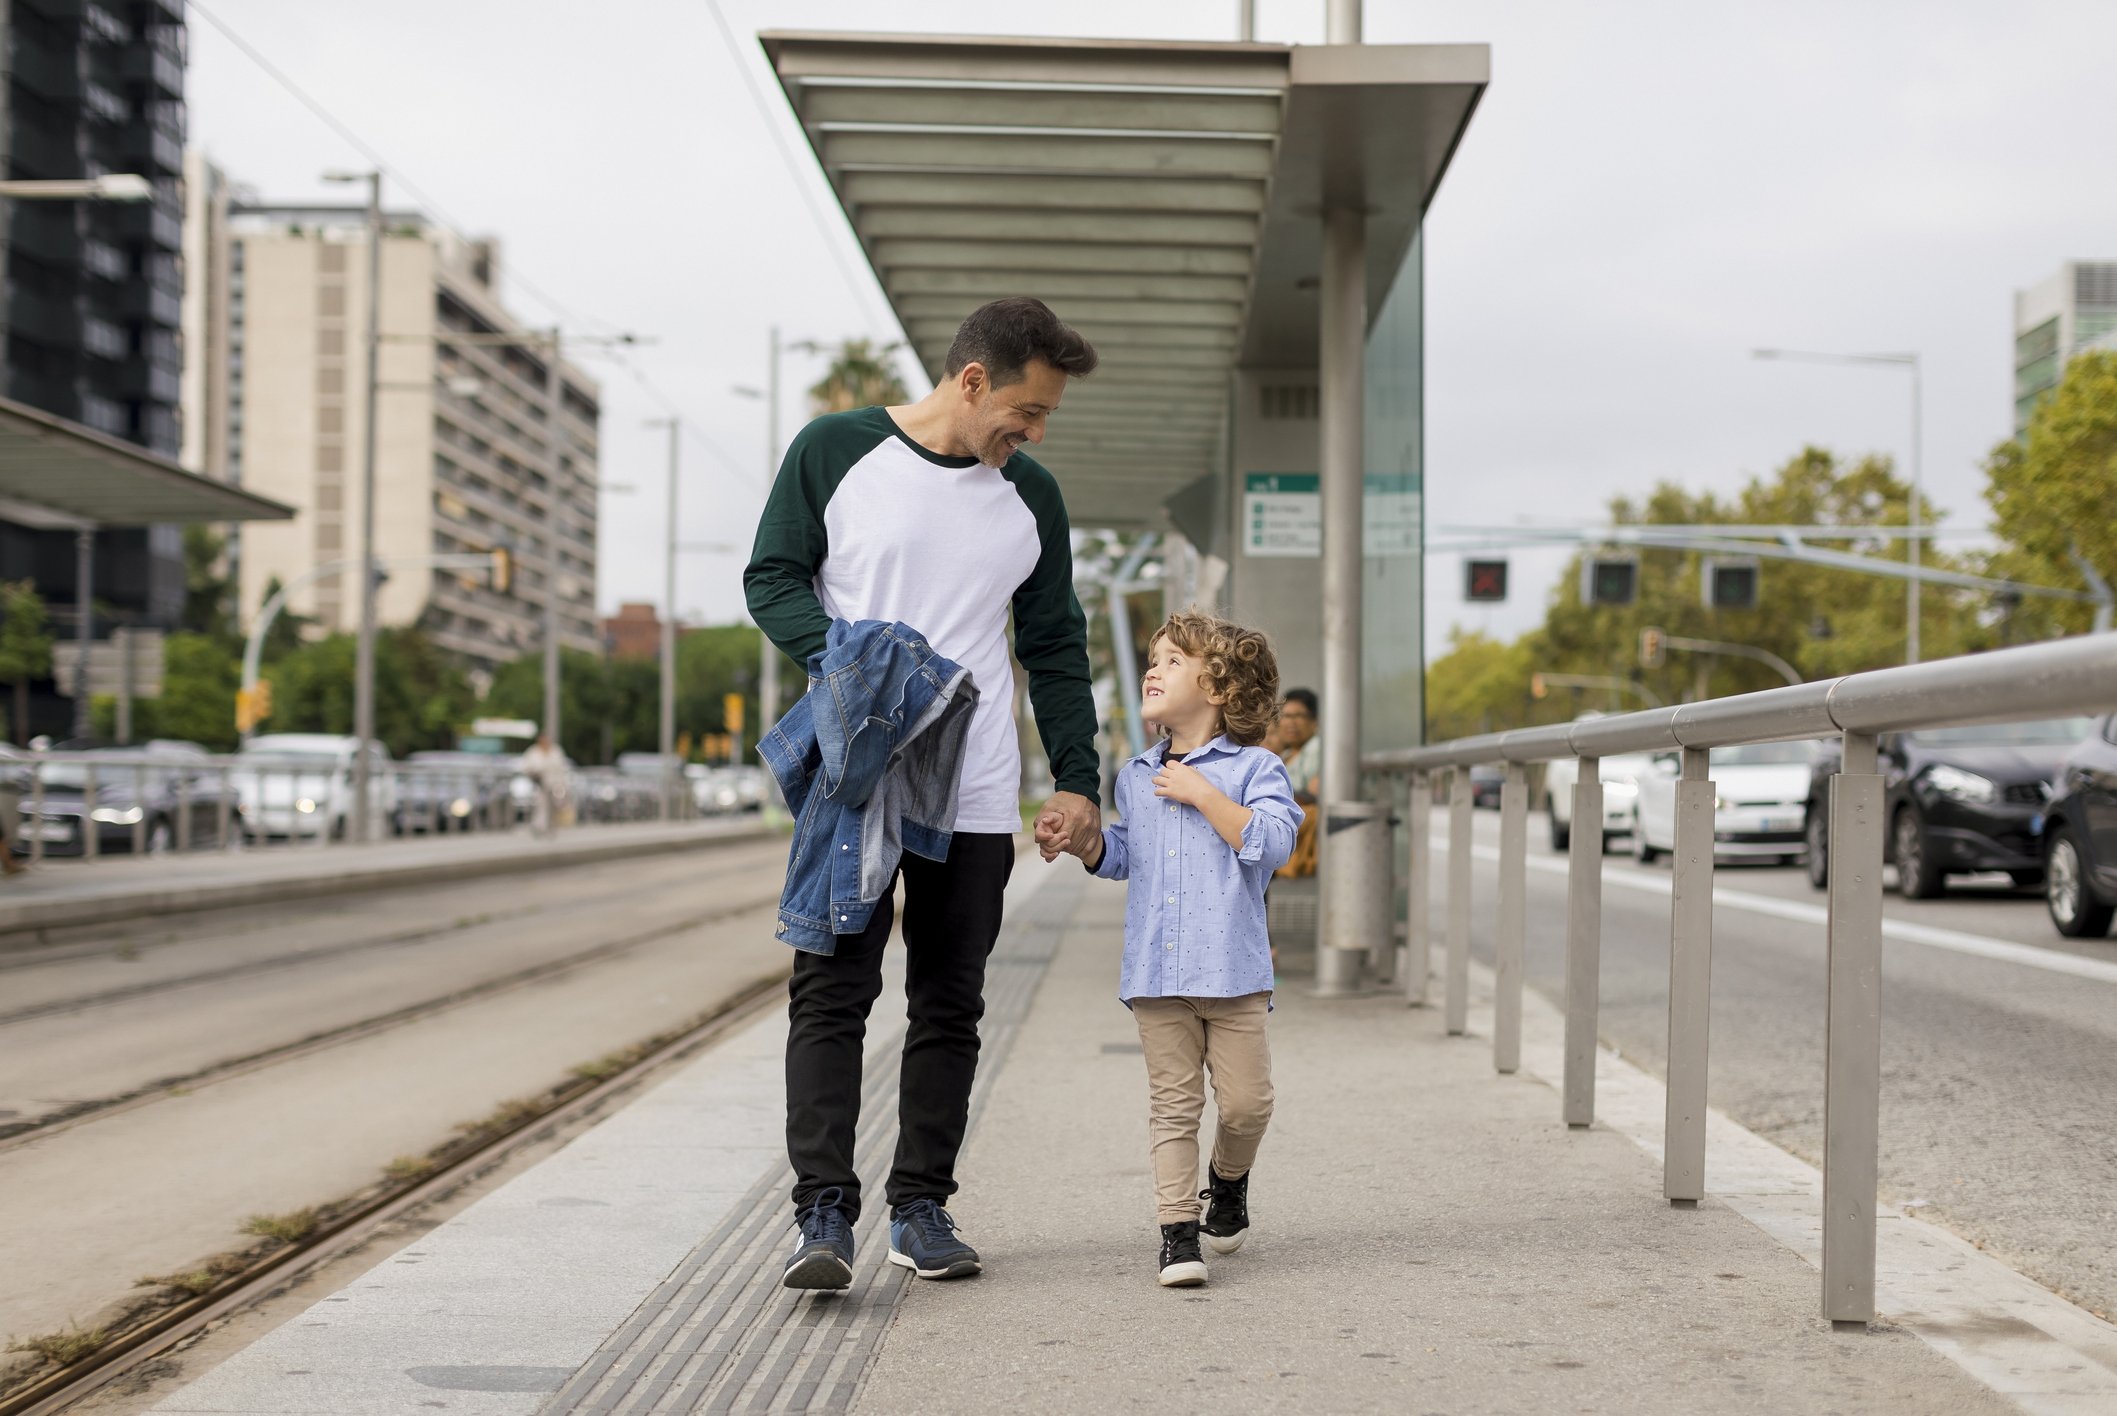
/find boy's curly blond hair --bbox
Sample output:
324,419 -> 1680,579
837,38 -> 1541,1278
1149,610 -> 1281,747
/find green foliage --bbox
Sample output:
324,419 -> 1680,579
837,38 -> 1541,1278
807,339 -> 908,415
260,629 -> 475,756
91,632 -> 241,750
255,575 -> 313,662
1427,447 -> 1987,738
0,579 -> 53,744
181,525 -> 238,641
1983,350 -> 2117,640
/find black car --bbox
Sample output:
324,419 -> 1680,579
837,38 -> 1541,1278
1803,717 -> 2092,898
398,750 -> 511,833
1467,763 -> 1506,810
12,741 -> 243,856
2040,713 -> 2117,937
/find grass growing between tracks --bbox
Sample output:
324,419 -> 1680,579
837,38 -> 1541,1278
6,1323 -> 106,1367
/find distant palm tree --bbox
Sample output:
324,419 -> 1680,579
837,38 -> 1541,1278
808,339 -> 909,415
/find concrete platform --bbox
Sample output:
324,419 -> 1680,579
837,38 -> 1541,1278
143,859 -> 2117,1414
0,818 -> 771,940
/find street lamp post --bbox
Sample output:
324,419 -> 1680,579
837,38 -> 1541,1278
540,328 -> 565,752
1752,348 -> 1924,664
646,417 -> 681,817
324,169 -> 384,842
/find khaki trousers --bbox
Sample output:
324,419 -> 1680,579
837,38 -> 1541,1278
1131,992 -> 1274,1224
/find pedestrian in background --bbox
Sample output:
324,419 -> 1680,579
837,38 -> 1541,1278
1051,610 -> 1299,1288
518,733 -> 567,839
1276,688 -> 1321,878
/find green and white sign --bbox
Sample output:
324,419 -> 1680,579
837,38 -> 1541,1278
1243,473 -> 1421,559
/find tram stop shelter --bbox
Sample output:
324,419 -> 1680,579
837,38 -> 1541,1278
0,394 -> 295,731
764,28 -> 1483,758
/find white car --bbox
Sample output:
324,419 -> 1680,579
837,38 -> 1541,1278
235,733 -> 397,840
1629,739 -> 1817,866
1543,751 -> 1657,851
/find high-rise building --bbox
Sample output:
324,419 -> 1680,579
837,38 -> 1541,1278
0,0 -> 190,642
182,188 -> 602,678
2013,260 -> 2117,433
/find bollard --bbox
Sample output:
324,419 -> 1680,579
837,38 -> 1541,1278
1405,770 -> 1432,1007
1563,759 -> 1602,1127
1664,746 -> 1715,1204
1494,762 -> 1527,1072
1823,730 -> 1884,1327
1444,766 -> 1473,1035
1316,797 -> 1389,996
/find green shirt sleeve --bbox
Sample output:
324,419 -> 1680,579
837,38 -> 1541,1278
742,411 -> 883,665
1004,458 -> 1101,805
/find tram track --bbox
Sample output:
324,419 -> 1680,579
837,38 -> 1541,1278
0,974 -> 789,1416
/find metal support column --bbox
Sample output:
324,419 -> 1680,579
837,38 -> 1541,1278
1494,761 -> 1527,1072
1564,759 -> 1604,1127
654,418 -> 680,819
350,171 -> 383,844
1823,730 -> 1885,1327
1445,765 -> 1472,1035
1315,195 -> 1374,994
1664,745 -> 1715,1203
1405,770 -> 1432,1006
72,528 -> 93,739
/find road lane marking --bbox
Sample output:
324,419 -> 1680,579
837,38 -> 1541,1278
1447,842 -> 2117,987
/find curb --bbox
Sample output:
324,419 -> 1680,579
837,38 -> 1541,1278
0,822 -> 777,942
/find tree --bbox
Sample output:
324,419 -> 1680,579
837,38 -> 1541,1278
0,580 -> 53,744
182,525 -> 237,641
258,629 -> 475,757
1424,630 -> 1548,743
91,632 -> 240,750
254,575 -> 314,663
1984,350 -> 2117,640
808,339 -> 908,415
484,647 -> 617,765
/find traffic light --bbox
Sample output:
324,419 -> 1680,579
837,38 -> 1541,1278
1703,557 -> 1760,610
1640,626 -> 1666,670
723,692 -> 745,737
236,679 -> 274,733
1464,558 -> 1509,603
1582,555 -> 1638,606
1530,671 -> 1548,700
489,547 -> 513,594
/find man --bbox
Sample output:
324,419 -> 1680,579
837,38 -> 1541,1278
518,733 -> 568,838
745,297 -> 1103,1290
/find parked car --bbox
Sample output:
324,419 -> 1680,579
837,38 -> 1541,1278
1630,739 -> 1816,867
235,733 -> 398,841
398,750 -> 509,832
1805,716 -> 2092,897
1467,763 -> 1506,810
1543,747 -> 1654,851
690,765 -> 744,815
2039,712 -> 2117,938
10,740 -> 242,856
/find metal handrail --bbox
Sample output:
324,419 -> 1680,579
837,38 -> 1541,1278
1358,631 -> 2117,1328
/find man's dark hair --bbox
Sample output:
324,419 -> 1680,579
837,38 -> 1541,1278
944,297 -> 1098,389
1284,688 -> 1318,715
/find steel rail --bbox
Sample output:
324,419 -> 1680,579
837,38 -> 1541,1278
0,975 -> 788,1416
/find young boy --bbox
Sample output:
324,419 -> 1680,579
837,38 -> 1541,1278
1048,610 -> 1300,1287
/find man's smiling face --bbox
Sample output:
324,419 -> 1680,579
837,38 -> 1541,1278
959,357 -> 1067,466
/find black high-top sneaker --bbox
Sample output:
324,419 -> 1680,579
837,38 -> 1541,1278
1200,1166 -> 1250,1255
1157,1221 -> 1208,1287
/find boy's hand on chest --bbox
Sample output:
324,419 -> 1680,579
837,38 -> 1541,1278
1151,760 -> 1214,809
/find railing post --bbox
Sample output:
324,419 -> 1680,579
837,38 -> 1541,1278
1564,758 -> 1602,1127
217,765 -> 232,850
1494,761 -> 1527,1073
1823,729 -> 1884,1328
177,771 -> 192,852
1664,745 -> 1715,1203
1445,764 -> 1473,1035
1405,769 -> 1432,1007
83,764 -> 99,862
132,763 -> 147,855
28,761 -> 44,866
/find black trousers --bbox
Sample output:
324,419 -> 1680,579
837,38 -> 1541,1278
786,832 -> 1014,1222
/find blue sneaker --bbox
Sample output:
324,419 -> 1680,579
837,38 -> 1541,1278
886,1197 -> 981,1279
783,1187 -> 854,1290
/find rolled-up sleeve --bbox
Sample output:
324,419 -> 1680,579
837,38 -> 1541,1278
1091,821 -> 1130,880
1235,757 -> 1301,873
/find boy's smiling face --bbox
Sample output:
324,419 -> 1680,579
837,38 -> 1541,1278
1141,632 -> 1222,742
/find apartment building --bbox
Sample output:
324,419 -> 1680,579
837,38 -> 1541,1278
2013,260 -> 2117,434
183,183 -> 601,677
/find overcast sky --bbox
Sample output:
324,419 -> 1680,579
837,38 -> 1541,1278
185,0 -> 2117,651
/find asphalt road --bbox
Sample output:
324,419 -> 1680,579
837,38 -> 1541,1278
1440,804 -> 2117,1321
0,837 -> 791,1350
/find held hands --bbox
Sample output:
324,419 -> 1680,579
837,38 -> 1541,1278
1034,790 -> 1101,864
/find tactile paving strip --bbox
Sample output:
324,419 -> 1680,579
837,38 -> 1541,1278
541,868 -> 1082,1415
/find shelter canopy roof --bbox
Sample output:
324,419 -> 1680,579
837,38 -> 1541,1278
763,30 -> 1485,529
0,396 -> 295,529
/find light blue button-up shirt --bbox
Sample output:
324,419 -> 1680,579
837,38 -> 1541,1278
1090,735 -> 1301,1004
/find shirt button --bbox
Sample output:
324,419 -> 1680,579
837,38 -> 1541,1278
1168,805 -> 1177,814
1167,848 -> 1176,857
1163,941 -> 1174,951
1165,894 -> 1175,903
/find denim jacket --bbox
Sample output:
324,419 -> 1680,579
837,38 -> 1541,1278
758,619 -> 979,954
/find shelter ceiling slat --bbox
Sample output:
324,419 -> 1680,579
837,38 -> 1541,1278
875,239 -> 1252,276
860,205 -> 1259,248
841,170 -> 1268,215
887,267 -> 1251,303
822,130 -> 1275,180
800,85 -> 1282,134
